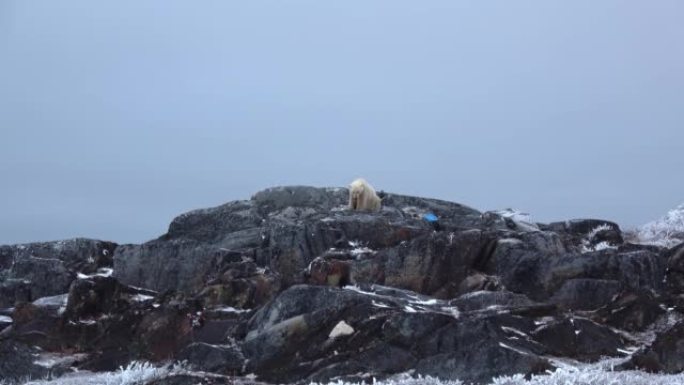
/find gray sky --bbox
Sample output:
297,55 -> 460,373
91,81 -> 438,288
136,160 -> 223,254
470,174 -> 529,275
1,1 -> 683,245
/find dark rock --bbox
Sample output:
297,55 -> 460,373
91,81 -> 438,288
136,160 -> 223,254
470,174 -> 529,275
549,279 -> 622,310
0,279 -> 32,308
592,289 -> 665,331
195,258 -> 280,309
456,272 -> 504,295
531,317 -> 626,361
251,186 -> 348,215
135,315 -> 192,362
488,236 -> 666,303
306,256 -> 352,287
114,186 -> 487,297
194,307 -> 252,343
377,230 -> 496,298
243,284 -> 554,384
0,340 -> 49,382
64,276 -> 128,319
178,342 -> 245,374
0,238 -> 116,307
11,296 -> 67,350
625,321 -> 684,373
145,374 -> 268,385
665,243 -> 684,293
5,186 -> 675,384
544,219 -> 624,249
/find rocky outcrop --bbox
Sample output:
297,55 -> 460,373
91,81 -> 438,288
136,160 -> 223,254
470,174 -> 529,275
0,186 -> 680,384
0,238 -> 116,307
113,186 -> 489,299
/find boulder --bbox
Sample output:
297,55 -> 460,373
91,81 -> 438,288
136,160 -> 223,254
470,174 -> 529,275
548,279 -> 622,310
488,237 -> 665,305
178,342 -> 245,374
592,289 -> 665,331
530,317 -> 626,361
242,284 -> 554,384
625,321 -> 684,373
0,238 -> 116,307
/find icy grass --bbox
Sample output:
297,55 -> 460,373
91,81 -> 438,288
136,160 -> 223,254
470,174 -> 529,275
312,366 -> 684,385
2,362 -> 178,385
4,362 -> 684,385
490,367 -> 684,385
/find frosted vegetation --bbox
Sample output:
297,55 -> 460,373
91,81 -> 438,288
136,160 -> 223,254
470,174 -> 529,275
3,362 -> 179,385
6,362 -> 684,385
311,360 -> 684,385
634,204 -> 684,248
309,364 -> 684,385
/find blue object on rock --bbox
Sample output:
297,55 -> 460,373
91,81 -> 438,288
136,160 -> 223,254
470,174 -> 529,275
423,213 -> 439,222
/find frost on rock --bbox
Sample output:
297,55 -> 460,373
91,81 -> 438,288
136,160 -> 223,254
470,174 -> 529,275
343,285 -> 460,319
33,353 -> 88,369
495,208 -> 533,224
348,240 -> 376,258
581,224 -> 618,253
493,208 -> 540,232
635,204 -> 684,248
32,294 -> 69,315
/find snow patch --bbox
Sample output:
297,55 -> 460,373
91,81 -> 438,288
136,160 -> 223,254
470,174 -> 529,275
350,247 -> 376,257
499,342 -> 531,356
32,294 -> 68,313
214,306 -> 250,314
412,298 -> 439,305
77,268 -> 114,279
130,294 -> 154,302
501,326 -> 529,338
328,320 -> 354,339
33,353 -> 88,369
495,208 -> 532,224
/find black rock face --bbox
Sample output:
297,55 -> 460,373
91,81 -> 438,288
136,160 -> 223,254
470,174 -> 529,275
0,238 -> 116,307
625,321 -> 684,373
0,185 -> 680,384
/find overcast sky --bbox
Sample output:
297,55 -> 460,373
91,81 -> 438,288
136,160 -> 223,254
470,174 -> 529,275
1,1 -> 683,245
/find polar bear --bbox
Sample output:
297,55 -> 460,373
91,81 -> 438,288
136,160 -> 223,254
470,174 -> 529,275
349,178 -> 382,212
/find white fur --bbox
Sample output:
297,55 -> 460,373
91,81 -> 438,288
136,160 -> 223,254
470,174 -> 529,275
349,178 -> 381,212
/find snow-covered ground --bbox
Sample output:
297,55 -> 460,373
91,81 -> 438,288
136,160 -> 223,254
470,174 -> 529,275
634,204 -> 684,248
